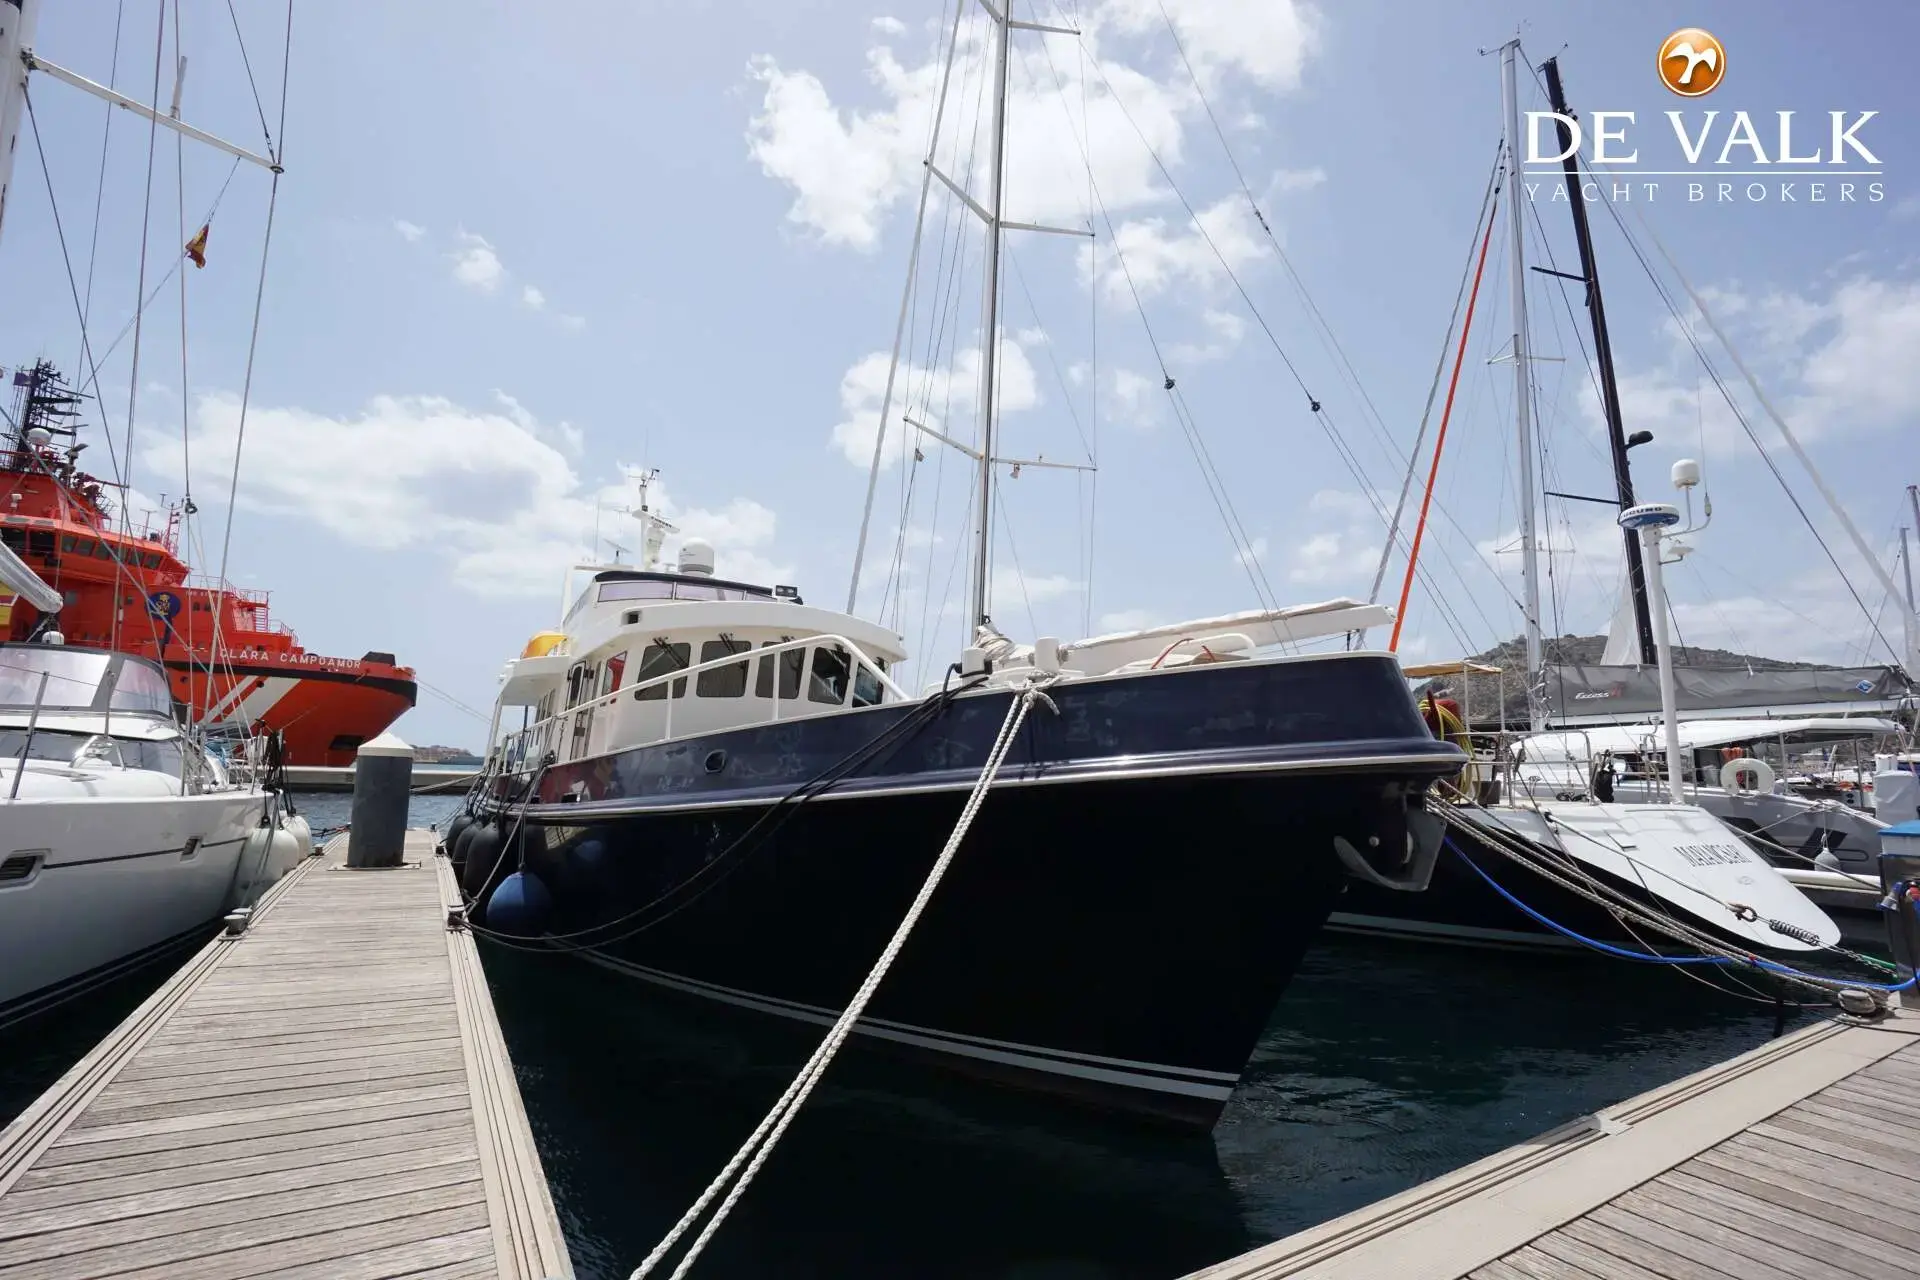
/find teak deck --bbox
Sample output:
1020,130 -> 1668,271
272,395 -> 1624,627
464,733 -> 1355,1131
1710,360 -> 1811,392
0,829 -> 571,1280
1188,1009 -> 1920,1280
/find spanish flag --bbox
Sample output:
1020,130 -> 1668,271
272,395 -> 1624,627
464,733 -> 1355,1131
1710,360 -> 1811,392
185,223 -> 210,269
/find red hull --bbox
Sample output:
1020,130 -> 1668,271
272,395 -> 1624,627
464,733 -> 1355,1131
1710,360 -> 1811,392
168,660 -> 419,767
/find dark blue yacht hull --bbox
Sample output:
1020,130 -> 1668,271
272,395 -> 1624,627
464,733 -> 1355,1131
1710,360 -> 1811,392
476,653 -> 1461,1123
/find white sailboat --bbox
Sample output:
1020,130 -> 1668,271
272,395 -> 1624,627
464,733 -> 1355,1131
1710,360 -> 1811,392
1336,41 -> 1838,957
0,640 -> 278,1026
0,0 -> 299,1027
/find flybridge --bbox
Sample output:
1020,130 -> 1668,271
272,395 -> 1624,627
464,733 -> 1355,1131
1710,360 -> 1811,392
1525,110 -> 1882,168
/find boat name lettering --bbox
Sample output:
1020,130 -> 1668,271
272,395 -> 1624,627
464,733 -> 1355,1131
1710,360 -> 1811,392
1673,842 -> 1750,868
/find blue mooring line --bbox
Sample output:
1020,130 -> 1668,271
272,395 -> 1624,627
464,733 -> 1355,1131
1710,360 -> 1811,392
1445,836 -> 1919,993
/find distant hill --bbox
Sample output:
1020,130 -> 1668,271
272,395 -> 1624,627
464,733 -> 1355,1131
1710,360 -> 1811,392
1465,634 -> 1825,673
1414,634 -> 1886,729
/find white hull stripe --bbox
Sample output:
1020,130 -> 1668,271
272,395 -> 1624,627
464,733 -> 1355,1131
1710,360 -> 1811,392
202,673 -> 264,724
514,749 -> 1453,820
1325,912 -> 1585,952
575,950 -> 1238,1101
223,676 -> 301,730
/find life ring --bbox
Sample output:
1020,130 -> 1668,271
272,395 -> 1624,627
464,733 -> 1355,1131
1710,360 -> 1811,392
1720,757 -> 1776,794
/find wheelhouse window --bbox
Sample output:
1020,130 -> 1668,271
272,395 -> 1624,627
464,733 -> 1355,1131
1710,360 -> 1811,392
107,660 -> 174,714
809,645 -> 852,706
632,642 -> 690,701
852,662 -> 885,708
755,642 -> 803,701
696,638 -> 751,698
0,648 -> 110,710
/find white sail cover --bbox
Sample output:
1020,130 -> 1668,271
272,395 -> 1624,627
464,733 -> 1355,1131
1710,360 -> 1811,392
0,540 -> 63,613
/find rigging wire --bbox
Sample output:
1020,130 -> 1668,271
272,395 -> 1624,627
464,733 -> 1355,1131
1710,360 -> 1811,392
75,0 -> 130,383
115,0 -> 172,632
993,487 -> 1040,639
222,0 -> 278,157
1517,48 -> 1900,667
1389,190 -> 1499,650
847,0 -> 966,614
1024,24 -> 1280,612
1367,147 -> 1500,616
206,2 -> 294,696
172,0 -> 196,521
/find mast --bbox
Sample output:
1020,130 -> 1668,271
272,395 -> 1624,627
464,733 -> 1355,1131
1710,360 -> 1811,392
1901,522 -> 1917,677
0,0 -> 39,248
1540,56 -> 1657,667
1500,40 -> 1545,731
968,3 -> 1013,631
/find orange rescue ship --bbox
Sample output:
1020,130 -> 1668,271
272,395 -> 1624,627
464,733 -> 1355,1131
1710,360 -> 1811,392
1,360 -> 414,764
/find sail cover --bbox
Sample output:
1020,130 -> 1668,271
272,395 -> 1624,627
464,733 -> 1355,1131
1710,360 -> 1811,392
0,540 -> 63,613
1542,663 -> 1912,723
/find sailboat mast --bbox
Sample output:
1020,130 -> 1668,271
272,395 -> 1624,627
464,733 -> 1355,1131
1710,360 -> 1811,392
1540,57 -> 1657,667
969,3 -> 1012,630
0,0 -> 40,249
1500,40 -> 1546,731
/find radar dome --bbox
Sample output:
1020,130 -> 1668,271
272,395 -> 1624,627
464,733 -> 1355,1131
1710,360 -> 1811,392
678,538 -> 716,577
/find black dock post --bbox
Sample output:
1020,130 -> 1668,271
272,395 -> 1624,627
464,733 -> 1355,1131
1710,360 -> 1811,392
347,731 -> 414,868
1878,820 -> 1920,1011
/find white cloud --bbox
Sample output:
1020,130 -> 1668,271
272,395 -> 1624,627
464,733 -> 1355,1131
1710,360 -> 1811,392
871,15 -> 907,36
493,389 -> 582,456
1271,166 -> 1327,192
1169,307 -> 1246,364
449,230 -> 506,293
671,498 -> 793,588
520,285 -> 546,310
745,5 -> 1259,252
1791,276 -> 1920,429
1088,195 -> 1269,301
990,566 -> 1079,607
393,219 -> 426,243
1607,269 -> 1920,454
1108,367 -> 1162,429
139,392 -> 782,599
829,338 -> 1040,468
1103,0 -> 1321,92
1286,489 -> 1382,587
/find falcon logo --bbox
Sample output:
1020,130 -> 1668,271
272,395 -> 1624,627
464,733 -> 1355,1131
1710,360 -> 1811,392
1659,28 -> 1725,97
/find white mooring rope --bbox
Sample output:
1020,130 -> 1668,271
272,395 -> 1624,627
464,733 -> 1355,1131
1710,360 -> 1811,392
631,683 -> 1055,1280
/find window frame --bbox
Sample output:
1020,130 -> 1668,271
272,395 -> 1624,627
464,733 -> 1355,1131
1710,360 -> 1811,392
695,637 -> 752,698
632,642 -> 691,701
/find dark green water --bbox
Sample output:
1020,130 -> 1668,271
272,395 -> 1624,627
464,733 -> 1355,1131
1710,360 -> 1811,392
0,791 -> 1810,1279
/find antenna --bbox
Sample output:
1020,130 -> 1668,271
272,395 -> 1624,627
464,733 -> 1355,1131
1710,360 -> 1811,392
631,467 -> 677,571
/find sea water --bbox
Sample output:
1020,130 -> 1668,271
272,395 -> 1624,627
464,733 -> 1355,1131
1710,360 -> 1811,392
0,791 -> 1806,1279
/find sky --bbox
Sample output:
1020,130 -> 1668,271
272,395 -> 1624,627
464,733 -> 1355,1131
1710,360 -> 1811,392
2,0 -> 1917,750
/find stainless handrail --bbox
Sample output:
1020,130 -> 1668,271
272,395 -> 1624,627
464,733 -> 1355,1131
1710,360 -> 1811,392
7,672 -> 51,801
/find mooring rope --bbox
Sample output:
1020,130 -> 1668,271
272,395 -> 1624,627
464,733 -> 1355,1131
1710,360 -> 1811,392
630,682 -> 1055,1280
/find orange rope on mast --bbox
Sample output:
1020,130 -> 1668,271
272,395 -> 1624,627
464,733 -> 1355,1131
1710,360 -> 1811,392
1389,197 -> 1501,652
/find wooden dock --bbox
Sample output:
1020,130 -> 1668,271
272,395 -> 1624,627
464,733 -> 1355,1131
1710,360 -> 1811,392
1187,1008 -> 1920,1280
0,830 -> 571,1280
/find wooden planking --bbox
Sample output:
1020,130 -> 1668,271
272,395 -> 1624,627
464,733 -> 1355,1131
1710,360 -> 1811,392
0,829 -> 572,1280
1463,1033 -> 1920,1280
1191,1016 -> 1920,1280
